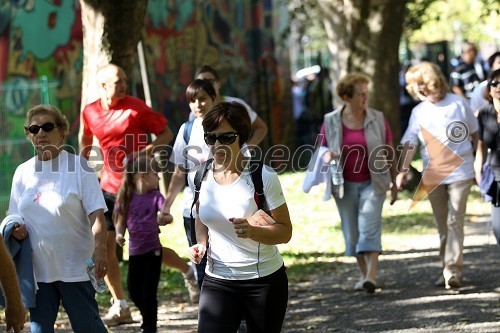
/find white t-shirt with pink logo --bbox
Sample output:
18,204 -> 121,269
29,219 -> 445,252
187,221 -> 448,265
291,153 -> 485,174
8,151 -> 106,283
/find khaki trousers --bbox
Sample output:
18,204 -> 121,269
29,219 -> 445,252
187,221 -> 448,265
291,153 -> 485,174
427,179 -> 474,279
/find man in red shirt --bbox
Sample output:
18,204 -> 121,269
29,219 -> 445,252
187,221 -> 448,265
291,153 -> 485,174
79,63 -> 173,326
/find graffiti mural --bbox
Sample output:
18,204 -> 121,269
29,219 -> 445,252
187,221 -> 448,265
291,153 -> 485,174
0,0 -> 292,213
141,0 -> 292,148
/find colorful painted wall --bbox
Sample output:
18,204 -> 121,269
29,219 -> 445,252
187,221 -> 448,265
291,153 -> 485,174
0,0 -> 293,213
141,0 -> 292,146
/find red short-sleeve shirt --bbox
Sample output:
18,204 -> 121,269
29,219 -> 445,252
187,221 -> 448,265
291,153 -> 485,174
82,96 -> 168,193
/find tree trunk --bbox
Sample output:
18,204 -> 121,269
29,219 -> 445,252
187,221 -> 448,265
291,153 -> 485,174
79,0 -> 148,108
318,0 -> 405,140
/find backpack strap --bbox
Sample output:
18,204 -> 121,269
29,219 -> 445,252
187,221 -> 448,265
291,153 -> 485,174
189,158 -> 213,244
189,158 -> 266,244
250,160 -> 266,210
183,119 -> 195,145
182,119 -> 195,185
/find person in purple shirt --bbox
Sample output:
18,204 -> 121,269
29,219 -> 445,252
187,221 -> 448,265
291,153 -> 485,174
114,156 -> 168,333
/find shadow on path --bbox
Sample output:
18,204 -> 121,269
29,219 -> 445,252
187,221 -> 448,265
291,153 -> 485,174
284,241 -> 500,332
2,220 -> 499,332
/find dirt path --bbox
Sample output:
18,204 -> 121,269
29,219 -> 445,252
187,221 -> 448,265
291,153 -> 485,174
2,217 -> 500,332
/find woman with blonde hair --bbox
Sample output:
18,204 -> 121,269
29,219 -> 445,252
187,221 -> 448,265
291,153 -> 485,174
397,61 -> 478,289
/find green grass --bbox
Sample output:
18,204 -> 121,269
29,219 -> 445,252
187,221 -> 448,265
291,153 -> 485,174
99,169 -> 490,302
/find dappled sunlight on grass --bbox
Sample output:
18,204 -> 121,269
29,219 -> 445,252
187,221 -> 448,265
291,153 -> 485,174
383,184 -> 489,234
277,171 -> 344,256
283,256 -> 339,283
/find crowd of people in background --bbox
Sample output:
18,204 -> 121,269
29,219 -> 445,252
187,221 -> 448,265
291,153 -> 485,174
304,41 -> 499,293
1,40 -> 500,332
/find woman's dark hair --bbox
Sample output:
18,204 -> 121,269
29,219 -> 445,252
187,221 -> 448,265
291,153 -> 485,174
487,51 -> 500,69
202,102 -> 251,148
186,79 -> 217,102
483,68 -> 500,104
114,156 -> 160,223
195,65 -> 219,81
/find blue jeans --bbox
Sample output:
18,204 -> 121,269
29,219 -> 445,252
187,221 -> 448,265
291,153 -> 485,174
334,181 -> 385,256
30,281 -> 107,333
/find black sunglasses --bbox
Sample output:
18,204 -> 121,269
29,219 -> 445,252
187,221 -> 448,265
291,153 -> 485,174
204,78 -> 217,85
25,122 -> 58,135
204,132 -> 239,145
489,81 -> 499,88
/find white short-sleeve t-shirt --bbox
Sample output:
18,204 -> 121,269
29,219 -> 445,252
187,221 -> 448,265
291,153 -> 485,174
401,93 -> 478,184
189,162 -> 286,280
8,151 -> 107,283
222,96 -> 258,123
469,80 -> 488,113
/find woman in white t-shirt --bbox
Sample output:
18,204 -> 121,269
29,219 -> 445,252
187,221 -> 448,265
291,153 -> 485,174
187,101 -> 292,333
8,104 -> 108,333
161,79 -> 216,294
162,79 -> 264,294
194,64 -> 268,146
396,62 -> 478,290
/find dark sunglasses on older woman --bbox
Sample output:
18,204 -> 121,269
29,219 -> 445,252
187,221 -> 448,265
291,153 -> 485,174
25,122 -> 58,135
204,132 -> 239,145
489,81 -> 499,88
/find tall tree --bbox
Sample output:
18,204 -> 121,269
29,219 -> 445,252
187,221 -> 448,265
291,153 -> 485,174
287,0 -> 439,140
317,0 -> 405,138
78,1 -> 149,260
79,0 -> 148,108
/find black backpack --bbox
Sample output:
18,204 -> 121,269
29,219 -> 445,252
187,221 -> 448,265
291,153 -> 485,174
189,158 -> 266,243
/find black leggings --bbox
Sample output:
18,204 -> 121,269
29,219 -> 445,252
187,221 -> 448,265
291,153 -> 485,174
128,249 -> 162,333
198,265 -> 288,333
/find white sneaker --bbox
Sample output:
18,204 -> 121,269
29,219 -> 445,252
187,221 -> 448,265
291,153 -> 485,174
183,262 -> 200,303
354,280 -> 364,291
445,275 -> 461,289
362,279 -> 377,294
102,299 -> 134,326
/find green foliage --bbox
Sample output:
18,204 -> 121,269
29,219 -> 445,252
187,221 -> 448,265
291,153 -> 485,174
95,261 -> 188,307
407,0 -> 500,44
404,0 -> 440,36
284,0 -> 438,55
282,0 -> 319,40
281,0 -> 327,54
285,0 -> 499,55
